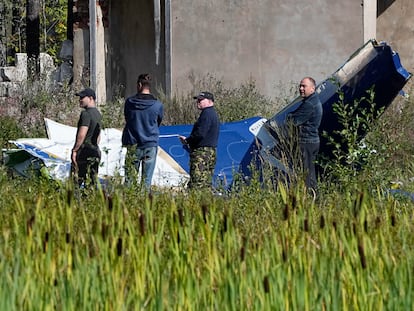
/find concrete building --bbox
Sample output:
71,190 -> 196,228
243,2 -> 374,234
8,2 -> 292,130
80,0 -> 370,102
2,1 -> 412,102
377,0 -> 414,78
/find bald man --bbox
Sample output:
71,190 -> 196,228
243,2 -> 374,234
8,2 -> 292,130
286,77 -> 323,191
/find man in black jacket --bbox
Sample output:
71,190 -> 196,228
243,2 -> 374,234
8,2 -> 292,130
286,77 -> 323,190
179,91 -> 220,190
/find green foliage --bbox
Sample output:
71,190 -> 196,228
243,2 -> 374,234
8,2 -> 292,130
1,2 -> 25,64
213,78 -> 274,122
0,74 -> 414,309
157,90 -> 199,125
0,176 -> 413,309
161,74 -> 280,125
99,97 -> 125,129
362,93 -> 414,188
1,0 -> 67,65
0,78 -> 80,150
320,87 -> 385,188
40,0 -> 68,63
0,116 -> 25,149
159,74 -> 280,125
316,83 -> 414,197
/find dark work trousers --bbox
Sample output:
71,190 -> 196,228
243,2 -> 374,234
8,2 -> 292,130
74,145 -> 101,186
299,142 -> 319,190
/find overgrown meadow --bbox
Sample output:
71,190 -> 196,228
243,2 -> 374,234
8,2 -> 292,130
0,77 -> 413,310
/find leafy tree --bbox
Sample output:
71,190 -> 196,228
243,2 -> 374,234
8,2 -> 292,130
0,0 -> 67,66
40,0 -> 68,63
0,1 -> 25,65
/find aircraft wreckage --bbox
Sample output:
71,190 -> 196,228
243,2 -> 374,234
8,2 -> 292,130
4,40 -> 412,190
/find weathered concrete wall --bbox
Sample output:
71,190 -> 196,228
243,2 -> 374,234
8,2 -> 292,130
108,0 -> 363,99
109,0 -> 166,98
73,28 -> 89,90
107,0 -> 414,100
171,0 -> 364,98
377,0 -> 414,78
0,53 -> 55,97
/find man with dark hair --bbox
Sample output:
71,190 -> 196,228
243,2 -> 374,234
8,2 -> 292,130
179,91 -> 220,190
72,88 -> 102,186
122,73 -> 164,190
286,77 -> 323,191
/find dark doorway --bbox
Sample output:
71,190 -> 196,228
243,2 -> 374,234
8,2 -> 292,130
108,0 -> 167,99
377,0 -> 396,17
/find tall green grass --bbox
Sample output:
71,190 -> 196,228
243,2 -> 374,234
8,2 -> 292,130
0,172 -> 413,310
1,76 -> 414,309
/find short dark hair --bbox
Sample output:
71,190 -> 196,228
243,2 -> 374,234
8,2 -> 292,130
303,76 -> 316,87
137,73 -> 151,88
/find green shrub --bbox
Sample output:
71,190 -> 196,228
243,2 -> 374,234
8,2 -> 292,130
0,116 -> 25,149
100,97 -> 125,129
362,90 -> 414,190
2,73 -> 414,197
0,79 -> 80,140
1,74 -> 414,310
320,88 -> 383,187
213,78 -> 274,122
319,85 -> 414,193
159,74 -> 283,125
155,90 -> 199,126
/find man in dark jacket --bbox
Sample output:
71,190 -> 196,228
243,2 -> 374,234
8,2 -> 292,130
122,74 -> 164,189
286,77 -> 323,190
179,91 -> 220,190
